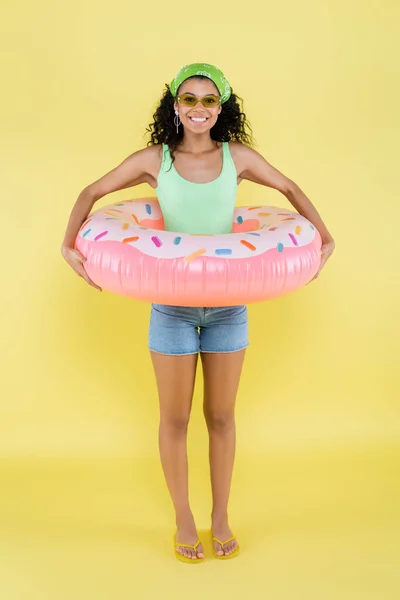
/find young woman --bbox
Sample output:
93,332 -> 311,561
62,63 -> 335,563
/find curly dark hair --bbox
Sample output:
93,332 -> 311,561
145,76 -> 255,163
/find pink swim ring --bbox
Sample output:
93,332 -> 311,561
75,197 -> 322,306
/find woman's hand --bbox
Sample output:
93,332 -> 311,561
308,238 -> 336,283
61,246 -> 102,291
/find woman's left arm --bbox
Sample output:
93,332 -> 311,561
235,144 -> 336,280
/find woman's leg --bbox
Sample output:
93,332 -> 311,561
201,349 -> 246,556
150,350 -> 205,560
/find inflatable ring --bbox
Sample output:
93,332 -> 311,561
75,197 -> 321,306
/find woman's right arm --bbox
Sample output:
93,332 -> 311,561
61,146 -> 159,291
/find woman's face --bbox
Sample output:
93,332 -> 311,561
174,78 -> 222,135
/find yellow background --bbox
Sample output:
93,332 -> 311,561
1,0 -> 399,598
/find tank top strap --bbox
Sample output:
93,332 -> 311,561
161,143 -> 173,172
222,141 -> 232,163
221,141 -> 236,173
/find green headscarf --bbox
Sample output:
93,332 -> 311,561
169,63 -> 231,103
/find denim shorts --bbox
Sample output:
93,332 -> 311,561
148,304 -> 249,356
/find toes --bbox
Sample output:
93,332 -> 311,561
212,536 -> 239,556
224,541 -> 237,555
220,543 -> 228,555
178,545 -> 204,559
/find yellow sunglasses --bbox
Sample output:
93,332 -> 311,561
177,93 -> 221,107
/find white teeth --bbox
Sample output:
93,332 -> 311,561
190,117 -> 207,122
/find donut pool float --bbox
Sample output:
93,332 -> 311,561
75,197 -> 321,306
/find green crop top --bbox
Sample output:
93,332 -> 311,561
155,142 -> 238,234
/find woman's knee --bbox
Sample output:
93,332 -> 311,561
204,410 -> 235,432
160,413 -> 190,434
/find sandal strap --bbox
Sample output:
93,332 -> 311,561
212,535 -> 236,547
175,539 -> 200,550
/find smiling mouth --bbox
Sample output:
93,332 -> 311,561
189,116 -> 209,123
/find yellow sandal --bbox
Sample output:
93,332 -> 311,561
212,534 -> 240,560
173,533 -> 204,563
